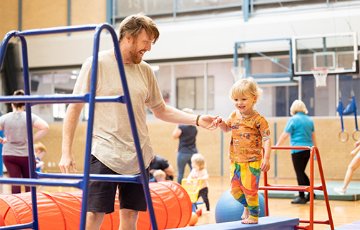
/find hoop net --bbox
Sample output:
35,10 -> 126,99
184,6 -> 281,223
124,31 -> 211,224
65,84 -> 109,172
311,67 -> 328,87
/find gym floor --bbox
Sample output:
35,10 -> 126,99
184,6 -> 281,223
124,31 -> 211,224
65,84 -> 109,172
195,176 -> 360,229
0,175 -> 359,229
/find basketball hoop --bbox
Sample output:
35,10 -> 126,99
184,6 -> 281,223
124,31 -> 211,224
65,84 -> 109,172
311,67 -> 328,87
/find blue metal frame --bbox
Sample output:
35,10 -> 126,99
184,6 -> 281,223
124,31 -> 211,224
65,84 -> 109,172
0,24 -> 157,230
233,37 -> 294,81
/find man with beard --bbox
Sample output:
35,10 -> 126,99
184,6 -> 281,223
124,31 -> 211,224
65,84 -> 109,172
59,14 -> 218,230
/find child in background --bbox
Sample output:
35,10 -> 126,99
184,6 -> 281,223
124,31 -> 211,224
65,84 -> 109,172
217,77 -> 271,224
34,142 -> 47,172
187,153 -> 210,212
152,169 -> 166,182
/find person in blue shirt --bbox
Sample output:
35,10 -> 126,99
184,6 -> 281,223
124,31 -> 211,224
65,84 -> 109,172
275,99 -> 317,204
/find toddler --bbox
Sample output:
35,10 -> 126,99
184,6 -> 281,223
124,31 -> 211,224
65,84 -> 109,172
217,77 -> 271,224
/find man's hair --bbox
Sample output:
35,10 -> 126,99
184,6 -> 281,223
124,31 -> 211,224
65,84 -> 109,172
13,89 -> 25,108
119,14 -> 160,43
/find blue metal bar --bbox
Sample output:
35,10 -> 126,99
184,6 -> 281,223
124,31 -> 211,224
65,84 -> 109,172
106,0 -> 113,24
238,37 -> 292,44
38,172 -> 141,183
0,31 -> 18,70
244,54 -> 250,78
77,23 -> 103,229
0,178 -> 82,188
251,72 -> 293,79
0,94 -> 125,104
107,23 -> 158,230
289,39 -> 294,80
18,34 -> 40,230
243,0 -> 250,22
0,23 -> 157,230
1,223 -> 34,230
233,42 -> 239,68
18,25 -> 97,36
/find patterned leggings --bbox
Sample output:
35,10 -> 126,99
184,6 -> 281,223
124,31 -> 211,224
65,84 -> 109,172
230,160 -> 261,220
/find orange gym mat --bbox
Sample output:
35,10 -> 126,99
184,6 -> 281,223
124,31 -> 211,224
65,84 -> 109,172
0,181 -> 192,229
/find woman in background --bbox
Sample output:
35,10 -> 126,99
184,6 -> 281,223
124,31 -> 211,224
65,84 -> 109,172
275,99 -> 316,204
0,89 -> 49,193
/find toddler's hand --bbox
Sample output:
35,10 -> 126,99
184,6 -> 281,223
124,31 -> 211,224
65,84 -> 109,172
261,159 -> 270,172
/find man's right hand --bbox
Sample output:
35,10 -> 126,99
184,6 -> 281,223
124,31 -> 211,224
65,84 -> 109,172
59,154 -> 77,173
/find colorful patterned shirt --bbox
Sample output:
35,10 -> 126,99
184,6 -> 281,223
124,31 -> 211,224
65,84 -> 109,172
226,110 -> 270,163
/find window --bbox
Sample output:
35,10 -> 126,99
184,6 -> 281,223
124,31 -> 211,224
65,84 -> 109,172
176,76 -> 214,110
275,86 -> 298,116
53,88 -> 72,121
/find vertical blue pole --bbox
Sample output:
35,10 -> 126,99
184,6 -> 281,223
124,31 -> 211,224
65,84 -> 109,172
106,0 -> 113,25
0,130 -> 3,176
243,0 -> 250,22
244,54 -> 250,78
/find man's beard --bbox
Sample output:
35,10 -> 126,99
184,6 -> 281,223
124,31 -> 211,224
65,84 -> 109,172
130,50 -> 142,64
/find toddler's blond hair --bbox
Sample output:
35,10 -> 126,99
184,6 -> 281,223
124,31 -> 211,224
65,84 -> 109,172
191,153 -> 206,170
230,77 -> 262,102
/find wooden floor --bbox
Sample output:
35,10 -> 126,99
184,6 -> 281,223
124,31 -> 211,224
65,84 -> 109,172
195,176 -> 360,230
1,176 -> 359,229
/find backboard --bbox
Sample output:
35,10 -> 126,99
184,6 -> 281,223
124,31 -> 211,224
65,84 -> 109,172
293,32 -> 358,76
233,38 -> 294,84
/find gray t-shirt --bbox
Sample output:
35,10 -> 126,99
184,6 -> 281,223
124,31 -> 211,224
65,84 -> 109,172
75,49 -> 165,174
0,111 -> 42,157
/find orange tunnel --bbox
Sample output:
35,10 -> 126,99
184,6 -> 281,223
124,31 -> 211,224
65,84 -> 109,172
0,181 -> 192,229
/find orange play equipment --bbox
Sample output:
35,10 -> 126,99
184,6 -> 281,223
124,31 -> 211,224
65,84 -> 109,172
0,181 -> 192,230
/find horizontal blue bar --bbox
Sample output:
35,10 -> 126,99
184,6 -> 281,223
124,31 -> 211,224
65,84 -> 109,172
0,94 -> 125,104
0,223 -> 34,230
17,25 -> 98,36
0,177 -> 82,188
252,72 -> 292,79
236,37 -> 291,45
38,173 -> 141,183
0,173 -> 141,187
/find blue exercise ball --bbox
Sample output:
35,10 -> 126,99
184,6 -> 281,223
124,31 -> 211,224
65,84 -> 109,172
215,189 -> 266,223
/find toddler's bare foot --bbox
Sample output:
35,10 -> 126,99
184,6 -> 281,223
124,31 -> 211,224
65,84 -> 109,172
241,216 -> 258,224
241,207 -> 249,220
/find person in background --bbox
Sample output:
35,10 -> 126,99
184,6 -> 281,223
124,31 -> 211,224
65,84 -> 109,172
275,99 -> 316,204
334,140 -> 360,195
0,89 -> 49,193
187,153 -> 210,212
172,108 -> 198,184
34,142 -> 47,172
217,78 -> 271,224
149,154 -> 175,181
58,14 -> 218,230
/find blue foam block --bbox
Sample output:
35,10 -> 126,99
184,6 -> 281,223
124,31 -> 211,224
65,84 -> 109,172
171,216 -> 299,230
